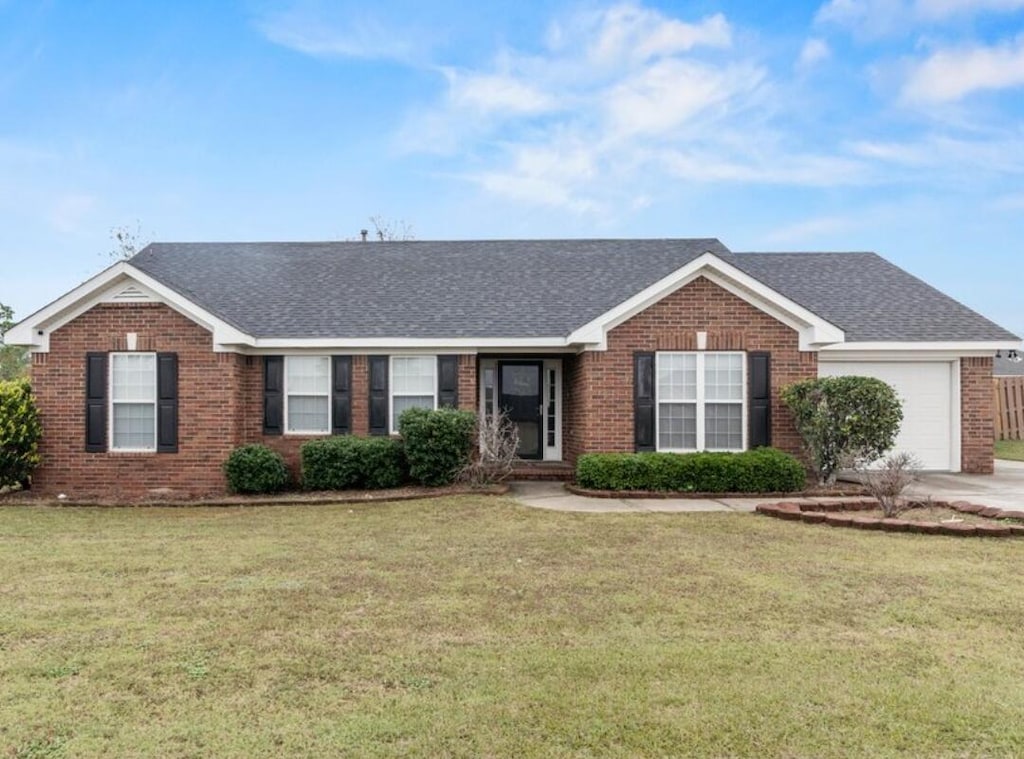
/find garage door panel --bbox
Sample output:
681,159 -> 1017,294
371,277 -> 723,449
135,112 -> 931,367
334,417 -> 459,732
818,361 -> 955,471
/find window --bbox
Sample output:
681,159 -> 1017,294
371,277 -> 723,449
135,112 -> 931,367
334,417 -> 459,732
286,356 -> 330,434
657,352 -> 744,452
111,352 -> 157,451
391,355 -> 436,432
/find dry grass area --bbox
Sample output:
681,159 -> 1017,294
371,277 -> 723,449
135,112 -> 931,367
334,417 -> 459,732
2,497 -> 1024,758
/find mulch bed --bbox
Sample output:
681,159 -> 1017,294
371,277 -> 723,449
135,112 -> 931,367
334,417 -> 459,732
0,483 -> 510,508
565,484 -> 869,499
756,498 -> 1024,537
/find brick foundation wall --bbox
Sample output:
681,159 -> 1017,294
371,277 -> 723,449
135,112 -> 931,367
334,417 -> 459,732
563,276 -> 816,461
961,356 -> 994,474
31,303 -> 243,498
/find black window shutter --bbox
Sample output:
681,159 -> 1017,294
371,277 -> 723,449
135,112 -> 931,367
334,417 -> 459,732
332,355 -> 352,435
156,353 -> 179,453
748,351 -> 772,449
368,355 -> 389,435
85,352 -> 107,452
437,355 -> 459,408
634,352 -> 656,452
263,356 -> 284,435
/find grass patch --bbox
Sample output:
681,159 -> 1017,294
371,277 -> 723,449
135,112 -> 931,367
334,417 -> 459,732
994,439 -> 1024,461
2,498 -> 1023,757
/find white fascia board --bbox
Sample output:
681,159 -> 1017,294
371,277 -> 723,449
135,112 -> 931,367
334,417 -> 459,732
233,337 -> 574,354
5,262 -> 254,352
6,262 -> 130,349
566,251 -> 845,352
819,341 -> 1020,361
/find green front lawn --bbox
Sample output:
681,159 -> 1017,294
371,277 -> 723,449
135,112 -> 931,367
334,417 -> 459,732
995,438 -> 1024,461
2,498 -> 1023,757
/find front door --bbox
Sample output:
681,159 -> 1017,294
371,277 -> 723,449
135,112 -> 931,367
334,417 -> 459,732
499,361 -> 543,460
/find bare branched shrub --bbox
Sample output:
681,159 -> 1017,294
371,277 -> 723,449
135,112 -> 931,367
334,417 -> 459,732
459,410 -> 520,487
858,452 -> 921,517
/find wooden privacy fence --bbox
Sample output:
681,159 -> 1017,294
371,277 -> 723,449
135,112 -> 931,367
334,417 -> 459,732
994,377 -> 1024,440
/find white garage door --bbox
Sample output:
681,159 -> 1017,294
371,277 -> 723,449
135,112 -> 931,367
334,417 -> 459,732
817,361 -> 957,471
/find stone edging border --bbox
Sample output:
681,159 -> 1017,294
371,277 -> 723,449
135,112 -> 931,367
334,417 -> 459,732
756,498 -> 1024,537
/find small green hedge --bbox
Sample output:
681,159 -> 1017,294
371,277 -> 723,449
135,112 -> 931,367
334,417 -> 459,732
301,436 -> 406,491
399,407 -> 476,486
576,449 -> 807,493
223,444 -> 289,494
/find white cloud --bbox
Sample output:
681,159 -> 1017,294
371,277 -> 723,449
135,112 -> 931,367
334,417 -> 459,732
915,0 -> 1024,18
604,59 -> 764,138
815,0 -> 913,37
393,4 -> 796,212
762,215 -> 860,244
901,36 -> 1024,102
797,38 -> 831,70
816,0 -> 1024,36
848,133 -> 1024,174
583,5 -> 732,65
470,141 -> 600,213
663,148 -> 869,186
443,70 -> 557,115
255,8 -> 422,62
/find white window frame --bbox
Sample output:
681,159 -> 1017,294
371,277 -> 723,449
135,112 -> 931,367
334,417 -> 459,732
655,351 -> 746,453
284,355 -> 331,435
390,355 -> 437,434
109,351 -> 158,452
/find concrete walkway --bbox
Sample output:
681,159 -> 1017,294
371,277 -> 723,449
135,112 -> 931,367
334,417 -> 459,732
509,459 -> 1024,513
509,481 -> 767,513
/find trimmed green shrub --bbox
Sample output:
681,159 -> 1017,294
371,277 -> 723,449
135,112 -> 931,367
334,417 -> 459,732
0,378 -> 41,489
301,436 -> 406,491
223,444 -> 289,494
575,448 -> 806,493
399,407 -> 477,486
781,376 -> 903,485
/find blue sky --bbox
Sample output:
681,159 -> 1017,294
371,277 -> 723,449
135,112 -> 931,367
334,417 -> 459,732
2,0 -> 1023,336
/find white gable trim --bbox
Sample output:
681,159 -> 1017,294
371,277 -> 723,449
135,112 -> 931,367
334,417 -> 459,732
566,251 -> 845,351
820,341 -> 1019,359
6,262 -> 252,352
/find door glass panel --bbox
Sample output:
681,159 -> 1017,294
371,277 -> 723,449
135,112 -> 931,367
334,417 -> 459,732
500,363 -> 543,460
517,422 -> 541,458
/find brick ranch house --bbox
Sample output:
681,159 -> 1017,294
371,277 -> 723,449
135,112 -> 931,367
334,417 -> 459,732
7,239 -> 1020,498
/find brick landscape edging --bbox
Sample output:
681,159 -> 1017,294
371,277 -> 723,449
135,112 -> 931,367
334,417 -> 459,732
756,499 -> 1024,537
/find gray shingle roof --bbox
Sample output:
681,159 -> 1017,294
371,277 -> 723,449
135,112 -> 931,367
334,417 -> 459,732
730,252 -> 1018,342
127,240 -> 1017,343
129,240 -> 728,338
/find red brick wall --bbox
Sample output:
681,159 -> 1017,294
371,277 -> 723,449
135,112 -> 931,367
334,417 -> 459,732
563,276 -> 816,461
31,303 -> 242,498
32,306 -> 480,498
961,356 -> 994,474
247,354 -> 477,479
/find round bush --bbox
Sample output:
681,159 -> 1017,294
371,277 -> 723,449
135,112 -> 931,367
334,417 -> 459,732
223,444 -> 289,494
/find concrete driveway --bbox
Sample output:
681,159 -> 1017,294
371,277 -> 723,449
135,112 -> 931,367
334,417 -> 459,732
908,459 -> 1024,510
